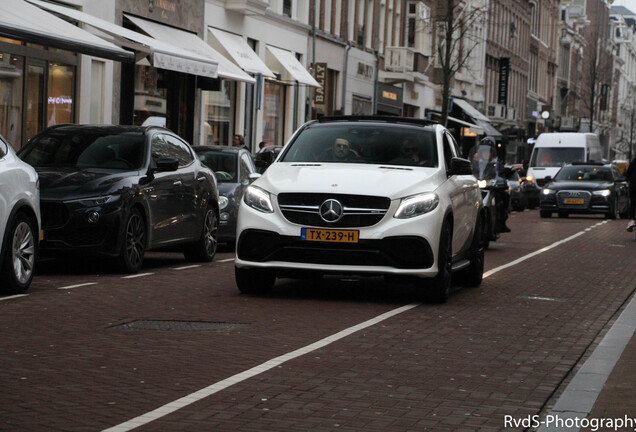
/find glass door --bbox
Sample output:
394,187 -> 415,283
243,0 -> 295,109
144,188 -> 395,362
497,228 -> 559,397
25,60 -> 45,142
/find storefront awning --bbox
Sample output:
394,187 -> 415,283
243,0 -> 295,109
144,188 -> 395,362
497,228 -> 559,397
452,98 -> 502,138
208,28 -> 274,77
26,0 -> 218,79
266,46 -> 321,87
0,0 -> 133,63
448,116 -> 485,135
125,15 -> 254,83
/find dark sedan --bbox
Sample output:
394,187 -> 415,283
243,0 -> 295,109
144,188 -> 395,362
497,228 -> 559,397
539,163 -> 630,219
18,125 -> 219,273
193,145 -> 259,246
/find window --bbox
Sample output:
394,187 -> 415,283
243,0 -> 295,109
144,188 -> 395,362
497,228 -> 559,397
152,134 -> 193,168
283,0 -> 292,17
164,134 -> 194,167
47,63 -> 75,127
0,52 -> 23,146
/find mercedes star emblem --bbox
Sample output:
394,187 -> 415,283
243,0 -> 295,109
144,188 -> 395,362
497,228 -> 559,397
319,199 -> 344,223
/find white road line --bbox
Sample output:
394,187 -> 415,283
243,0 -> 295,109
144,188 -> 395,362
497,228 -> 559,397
121,273 -> 154,279
58,282 -> 98,290
102,303 -> 420,432
218,258 -> 235,263
103,222 -> 600,432
173,265 -> 201,270
483,231 -> 586,279
0,294 -> 28,301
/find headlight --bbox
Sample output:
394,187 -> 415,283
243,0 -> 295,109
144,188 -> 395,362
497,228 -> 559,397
219,196 -> 229,210
244,185 -> 274,213
592,189 -> 611,197
67,194 -> 120,206
477,179 -> 488,189
394,193 -> 439,219
542,189 -> 556,196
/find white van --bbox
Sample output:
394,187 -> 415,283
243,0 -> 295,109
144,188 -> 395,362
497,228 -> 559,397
527,132 -> 603,187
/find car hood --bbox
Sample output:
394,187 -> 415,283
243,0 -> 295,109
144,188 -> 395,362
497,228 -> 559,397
36,167 -> 135,200
255,163 -> 442,199
547,181 -> 613,191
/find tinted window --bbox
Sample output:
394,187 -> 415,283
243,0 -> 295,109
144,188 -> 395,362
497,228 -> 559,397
20,130 -> 145,170
554,166 -> 613,182
530,147 -> 585,167
164,135 -> 194,167
196,150 -> 237,183
280,124 -> 438,168
0,137 -> 7,158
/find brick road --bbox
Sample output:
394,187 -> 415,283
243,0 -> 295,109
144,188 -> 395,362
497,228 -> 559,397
0,210 -> 634,431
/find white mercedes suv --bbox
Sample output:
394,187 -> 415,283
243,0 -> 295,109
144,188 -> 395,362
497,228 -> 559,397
235,117 -> 484,302
0,135 -> 40,294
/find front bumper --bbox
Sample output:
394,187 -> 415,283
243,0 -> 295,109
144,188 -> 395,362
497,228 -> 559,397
540,192 -> 611,214
235,197 -> 443,278
39,200 -> 123,255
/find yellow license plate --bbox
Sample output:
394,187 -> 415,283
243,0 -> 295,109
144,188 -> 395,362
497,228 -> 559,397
563,198 -> 584,204
301,228 -> 359,243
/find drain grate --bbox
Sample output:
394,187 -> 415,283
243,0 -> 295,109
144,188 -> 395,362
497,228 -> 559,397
111,320 -> 247,332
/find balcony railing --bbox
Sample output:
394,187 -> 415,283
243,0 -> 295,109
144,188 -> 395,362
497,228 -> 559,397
385,47 -> 428,74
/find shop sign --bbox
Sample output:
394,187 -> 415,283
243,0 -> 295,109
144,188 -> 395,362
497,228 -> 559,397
313,62 -> 327,105
377,82 -> 403,108
148,0 -> 177,20
48,96 -> 73,105
498,57 -> 510,105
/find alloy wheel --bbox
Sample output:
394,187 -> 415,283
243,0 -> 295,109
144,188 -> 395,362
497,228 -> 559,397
203,209 -> 218,257
125,213 -> 145,268
12,221 -> 35,285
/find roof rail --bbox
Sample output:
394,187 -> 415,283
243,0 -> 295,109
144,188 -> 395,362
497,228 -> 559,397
317,115 -> 436,127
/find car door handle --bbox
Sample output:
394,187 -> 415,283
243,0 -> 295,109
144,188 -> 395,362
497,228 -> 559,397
173,180 -> 182,185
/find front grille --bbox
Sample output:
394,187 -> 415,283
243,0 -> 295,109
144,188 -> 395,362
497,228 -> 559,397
278,193 -> 390,228
556,190 -> 592,209
40,201 -> 69,229
237,229 -> 433,269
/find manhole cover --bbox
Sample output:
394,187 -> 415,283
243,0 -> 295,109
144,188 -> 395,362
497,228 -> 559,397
111,320 -> 247,332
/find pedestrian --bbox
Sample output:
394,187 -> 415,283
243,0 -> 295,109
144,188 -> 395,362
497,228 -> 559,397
233,134 -> 248,151
625,156 -> 636,231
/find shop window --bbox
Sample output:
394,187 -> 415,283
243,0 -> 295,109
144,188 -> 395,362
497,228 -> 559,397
47,63 -> 75,127
352,95 -> 372,115
201,80 -> 235,146
134,65 -> 167,127
263,79 -> 286,146
0,52 -> 23,146
0,38 -> 22,45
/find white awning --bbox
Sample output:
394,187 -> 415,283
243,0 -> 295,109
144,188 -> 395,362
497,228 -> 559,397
266,45 -> 321,87
125,15 -> 254,83
0,0 -> 132,62
208,28 -> 274,77
452,98 -> 491,122
26,0 -> 218,79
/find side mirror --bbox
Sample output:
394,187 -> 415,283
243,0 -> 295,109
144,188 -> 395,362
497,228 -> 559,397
544,175 -> 552,182
616,176 -> 626,183
154,157 -> 179,173
248,172 -> 262,182
449,157 -> 473,176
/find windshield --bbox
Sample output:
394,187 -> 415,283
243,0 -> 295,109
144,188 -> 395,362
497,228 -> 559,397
554,166 -> 613,182
196,151 -> 237,183
19,131 -> 145,170
280,124 -> 438,168
469,144 -> 502,180
530,147 -> 585,168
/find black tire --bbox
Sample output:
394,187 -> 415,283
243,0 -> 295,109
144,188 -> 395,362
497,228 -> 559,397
558,212 -> 569,218
540,210 -> 552,218
456,214 -> 484,287
424,223 -> 452,303
0,213 -> 37,295
118,208 -> 146,273
235,266 -> 275,295
184,207 -> 218,262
